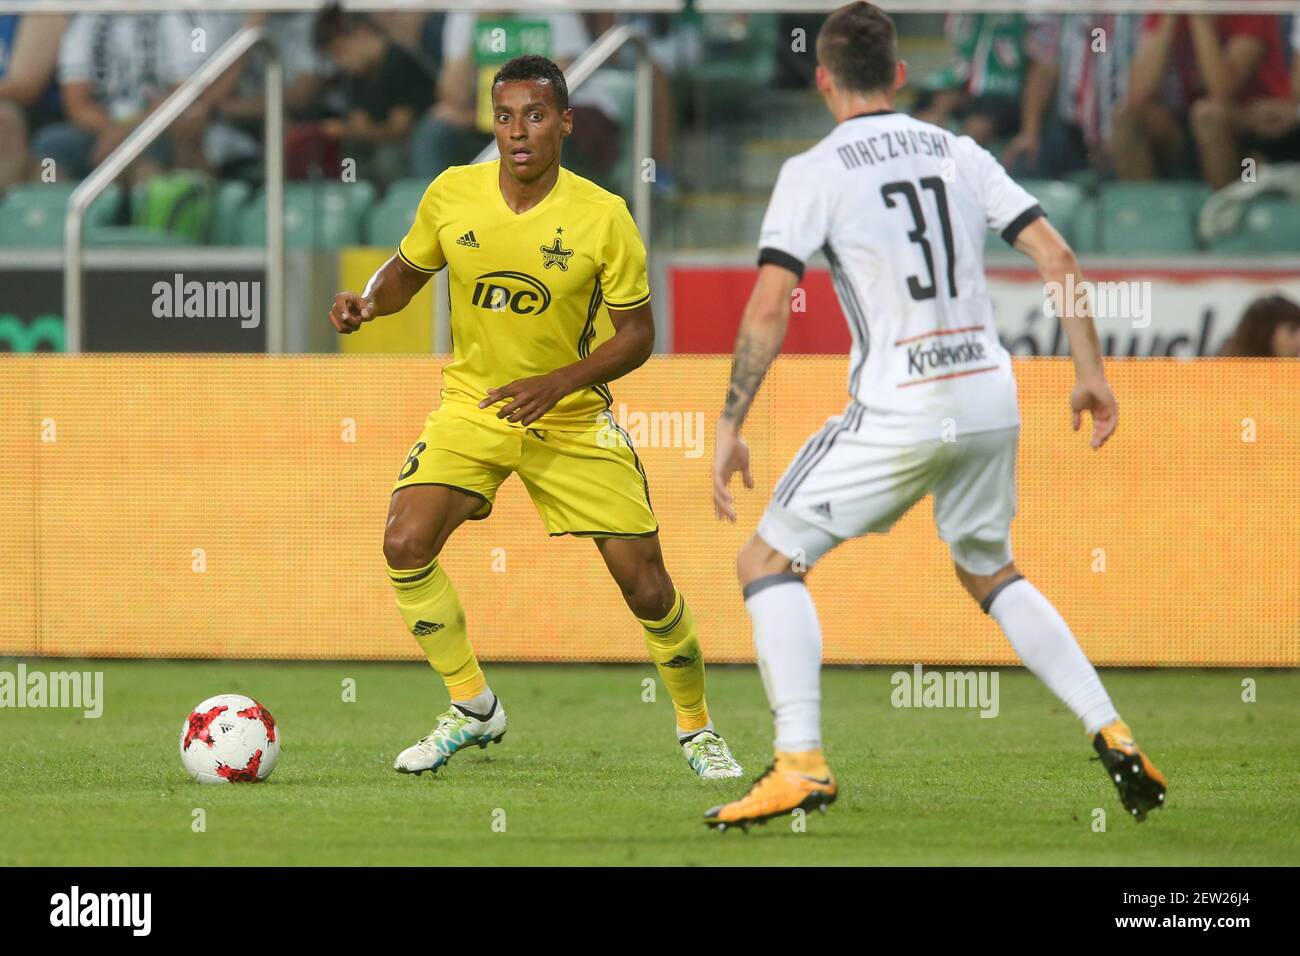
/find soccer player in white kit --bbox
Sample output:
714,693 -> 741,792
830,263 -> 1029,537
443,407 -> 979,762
705,2 -> 1166,830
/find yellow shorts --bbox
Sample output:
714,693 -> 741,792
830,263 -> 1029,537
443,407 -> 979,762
392,403 -> 658,538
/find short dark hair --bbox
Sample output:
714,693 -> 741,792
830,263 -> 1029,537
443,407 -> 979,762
492,55 -> 569,112
816,2 -> 898,95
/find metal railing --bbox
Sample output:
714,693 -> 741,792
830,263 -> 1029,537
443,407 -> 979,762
63,25 -> 284,353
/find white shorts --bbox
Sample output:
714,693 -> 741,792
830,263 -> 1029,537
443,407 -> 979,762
757,403 -> 1018,575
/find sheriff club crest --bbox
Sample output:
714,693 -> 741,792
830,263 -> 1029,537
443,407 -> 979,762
541,227 -> 573,271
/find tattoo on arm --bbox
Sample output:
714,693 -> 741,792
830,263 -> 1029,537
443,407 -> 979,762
723,332 -> 781,427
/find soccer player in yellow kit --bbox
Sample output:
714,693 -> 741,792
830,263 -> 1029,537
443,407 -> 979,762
327,55 -> 742,779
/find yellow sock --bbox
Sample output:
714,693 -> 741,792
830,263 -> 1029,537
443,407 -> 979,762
387,559 -> 486,700
640,591 -> 709,731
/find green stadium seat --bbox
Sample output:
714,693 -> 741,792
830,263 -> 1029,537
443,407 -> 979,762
1098,182 -> 1210,254
0,183 -> 124,247
1072,198 -> 1100,254
239,181 -> 375,250
1020,180 -> 1086,245
987,179 -> 1088,253
691,14 -> 778,87
365,178 -> 429,246
85,225 -> 201,247
212,179 -> 253,246
342,180 -> 378,223
1207,197 -> 1300,254
686,14 -> 780,122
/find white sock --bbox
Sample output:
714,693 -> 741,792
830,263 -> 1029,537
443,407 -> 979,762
744,574 -> 823,752
453,686 -> 496,717
985,577 -> 1119,735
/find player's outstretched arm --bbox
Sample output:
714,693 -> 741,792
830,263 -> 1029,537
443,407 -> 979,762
1014,217 -> 1118,449
480,302 -> 655,426
713,264 -> 798,521
327,254 -> 432,334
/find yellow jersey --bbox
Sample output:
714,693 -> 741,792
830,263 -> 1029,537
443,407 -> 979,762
398,160 -> 651,429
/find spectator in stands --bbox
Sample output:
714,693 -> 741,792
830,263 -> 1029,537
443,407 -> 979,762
1114,13 -> 1290,187
371,10 -> 435,58
1001,13 -> 1141,178
1219,293 -> 1300,357
1234,16 -> 1300,175
200,12 -> 329,179
915,13 -> 1026,148
314,6 -> 436,185
410,11 -> 596,179
0,12 -> 65,190
32,13 -> 207,181
583,11 -> 698,191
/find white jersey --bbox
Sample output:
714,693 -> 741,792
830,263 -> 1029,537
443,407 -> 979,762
757,110 -> 1043,439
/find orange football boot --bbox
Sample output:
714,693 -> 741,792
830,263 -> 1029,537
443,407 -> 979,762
704,753 -> 837,832
1094,720 -> 1167,822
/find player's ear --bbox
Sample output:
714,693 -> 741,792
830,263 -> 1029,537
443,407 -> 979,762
814,64 -> 831,96
893,59 -> 908,92
561,107 -> 573,138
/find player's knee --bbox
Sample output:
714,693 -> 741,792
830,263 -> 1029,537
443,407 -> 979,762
953,559 -> 1019,607
736,536 -> 799,588
623,564 -> 675,620
382,521 -> 440,571
952,562 -> 982,603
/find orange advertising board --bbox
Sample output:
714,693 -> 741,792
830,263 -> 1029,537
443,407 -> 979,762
1,356 -> 1296,666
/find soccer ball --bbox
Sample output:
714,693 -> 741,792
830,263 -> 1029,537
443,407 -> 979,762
179,694 -> 281,784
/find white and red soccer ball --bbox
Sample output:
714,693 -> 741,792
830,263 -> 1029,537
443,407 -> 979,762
179,694 -> 281,784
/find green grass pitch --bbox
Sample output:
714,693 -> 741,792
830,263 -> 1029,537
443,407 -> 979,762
1,660 -> 1296,866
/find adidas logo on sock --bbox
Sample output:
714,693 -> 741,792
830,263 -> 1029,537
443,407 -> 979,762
456,230 -> 480,248
412,620 -> 444,636
661,654 -> 695,668
812,501 -> 833,518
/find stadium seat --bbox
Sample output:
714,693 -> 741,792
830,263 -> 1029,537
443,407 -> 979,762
1098,182 -> 1210,254
686,14 -> 779,123
691,14 -> 778,88
211,179 -> 253,246
1020,180 -> 1086,246
0,183 -> 124,247
365,178 -> 428,246
239,181 -> 375,250
1207,197 -> 1300,254
1071,198 -> 1101,254
86,225 -> 201,247
986,179 -> 1087,253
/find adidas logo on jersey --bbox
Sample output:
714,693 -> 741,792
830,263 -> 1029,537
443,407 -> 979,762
456,231 -> 480,248
812,501 -> 833,518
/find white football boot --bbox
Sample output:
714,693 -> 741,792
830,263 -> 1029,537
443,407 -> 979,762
394,697 -> 507,775
680,729 -> 744,779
